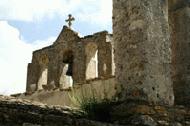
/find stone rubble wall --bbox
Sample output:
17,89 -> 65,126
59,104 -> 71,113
26,26 -> 114,94
1,96 -> 190,126
0,96 -> 124,126
6,0 -> 190,126
20,78 -> 116,107
111,102 -> 190,126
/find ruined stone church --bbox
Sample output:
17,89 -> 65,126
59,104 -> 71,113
26,18 -> 115,93
25,0 -> 190,108
5,0 -> 190,125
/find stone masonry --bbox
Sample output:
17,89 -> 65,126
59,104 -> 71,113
169,0 -> 190,106
26,0 -> 190,108
0,96 -> 123,126
113,0 -> 174,105
25,0 -> 190,108
4,0 -> 190,125
26,26 -> 115,93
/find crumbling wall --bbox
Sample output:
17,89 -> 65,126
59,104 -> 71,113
4,94 -> 190,126
26,47 -> 50,92
46,43 -> 86,89
82,31 -> 113,80
0,96 -> 122,126
21,77 -> 116,107
26,26 -> 114,93
26,26 -> 88,92
26,63 -> 39,92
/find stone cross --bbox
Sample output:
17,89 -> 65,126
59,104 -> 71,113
65,14 -> 75,28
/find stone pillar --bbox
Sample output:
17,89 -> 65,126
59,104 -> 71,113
97,32 -> 113,78
47,60 -> 59,88
98,43 -> 112,78
47,49 -> 59,88
72,43 -> 86,84
26,63 -> 39,92
169,0 -> 190,105
113,0 -> 174,105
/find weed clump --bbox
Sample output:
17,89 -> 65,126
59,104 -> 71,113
80,98 -> 113,122
69,88 -> 116,122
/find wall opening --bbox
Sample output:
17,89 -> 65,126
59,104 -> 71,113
85,43 -> 98,80
59,50 -> 73,89
37,54 -> 49,90
37,68 -> 48,90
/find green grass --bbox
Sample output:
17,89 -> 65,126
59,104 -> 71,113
80,98 -> 113,122
68,88 -> 116,122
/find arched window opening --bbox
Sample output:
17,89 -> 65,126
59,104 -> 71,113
85,43 -> 98,80
59,50 -> 73,89
37,68 -> 48,90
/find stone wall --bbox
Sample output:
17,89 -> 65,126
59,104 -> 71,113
111,102 -> 190,126
113,0 -> 174,105
0,96 -> 123,126
21,77 -> 116,107
169,0 -> 190,106
82,31 -> 113,79
2,95 -> 190,126
26,26 -> 114,93
15,0 -> 190,125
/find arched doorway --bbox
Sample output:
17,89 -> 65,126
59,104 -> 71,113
59,50 -> 73,89
85,43 -> 98,80
37,68 -> 48,90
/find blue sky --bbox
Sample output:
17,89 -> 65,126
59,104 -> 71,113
0,0 -> 112,95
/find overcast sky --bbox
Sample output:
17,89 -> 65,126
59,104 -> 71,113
0,0 -> 112,95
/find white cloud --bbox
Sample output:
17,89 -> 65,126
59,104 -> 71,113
0,0 -> 112,26
0,21 -> 55,95
77,0 -> 112,25
0,0 -> 80,21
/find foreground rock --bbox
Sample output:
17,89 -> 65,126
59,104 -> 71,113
1,96 -> 190,126
111,102 -> 190,126
0,96 -> 121,126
